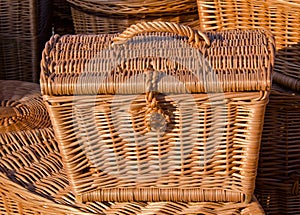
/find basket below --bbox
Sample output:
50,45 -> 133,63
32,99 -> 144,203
0,128 -> 264,215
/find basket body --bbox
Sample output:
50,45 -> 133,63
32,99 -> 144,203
0,129 -> 264,214
41,27 -> 275,202
67,0 -> 199,34
197,0 -> 300,91
255,85 -> 300,214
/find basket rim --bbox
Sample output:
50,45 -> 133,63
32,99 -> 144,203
67,0 -> 197,15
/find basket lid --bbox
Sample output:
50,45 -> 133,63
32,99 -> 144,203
0,80 -> 51,133
41,22 -> 275,96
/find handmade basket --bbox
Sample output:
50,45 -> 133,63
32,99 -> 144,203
52,0 -> 74,35
197,1 -> 300,213
0,129 -> 265,215
0,0 -> 52,83
67,0 -> 199,34
41,22 -> 275,203
255,85 -> 300,214
0,80 -> 51,133
197,0 -> 300,91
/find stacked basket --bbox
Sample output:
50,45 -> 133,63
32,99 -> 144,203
0,0 -> 52,82
66,0 -> 200,34
39,21 -> 275,213
197,0 -> 300,214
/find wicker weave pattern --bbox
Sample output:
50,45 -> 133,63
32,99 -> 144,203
67,0 -> 199,34
0,128 -> 265,214
52,0 -> 74,34
197,0 -> 300,91
67,0 -> 197,15
255,85 -> 300,214
41,22 -> 274,202
0,80 -> 51,133
0,0 -> 51,82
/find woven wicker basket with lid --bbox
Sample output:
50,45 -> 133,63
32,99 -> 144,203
41,22 -> 275,203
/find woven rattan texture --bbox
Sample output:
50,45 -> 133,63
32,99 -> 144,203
0,0 -> 52,83
0,80 -> 51,133
255,85 -> 300,214
67,0 -> 199,34
52,0 -> 74,35
0,128 -> 265,215
40,22 -> 275,203
197,0 -> 300,91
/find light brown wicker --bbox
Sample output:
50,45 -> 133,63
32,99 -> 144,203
197,0 -> 300,91
197,1 -> 300,213
40,22 -> 275,203
0,0 -> 52,83
0,128 -> 265,215
254,84 -> 300,215
0,80 -> 51,133
67,0 -> 200,34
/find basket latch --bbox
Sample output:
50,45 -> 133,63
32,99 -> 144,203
145,69 -> 170,133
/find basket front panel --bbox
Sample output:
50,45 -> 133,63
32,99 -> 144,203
45,91 -> 267,201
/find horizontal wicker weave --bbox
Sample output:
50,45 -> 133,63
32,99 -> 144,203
0,80 -> 51,133
41,22 -> 275,203
0,128 -> 265,214
255,85 -> 300,215
67,0 -> 199,34
0,0 -> 52,83
197,0 -> 300,91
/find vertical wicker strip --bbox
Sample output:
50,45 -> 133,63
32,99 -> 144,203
0,0 -> 52,83
40,22 -> 275,203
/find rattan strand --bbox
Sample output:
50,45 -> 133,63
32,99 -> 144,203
197,0 -> 300,91
0,80 -> 51,133
0,0 -> 52,82
67,0 -> 199,34
40,22 -> 275,203
255,84 -> 300,214
0,128 -> 265,214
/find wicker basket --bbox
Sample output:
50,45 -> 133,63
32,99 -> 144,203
67,0 -> 200,34
0,129 -> 265,215
197,0 -> 300,91
40,22 -> 275,203
255,85 -> 300,214
0,80 -> 51,133
197,1 -> 300,213
52,0 -> 74,35
0,0 -> 52,83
